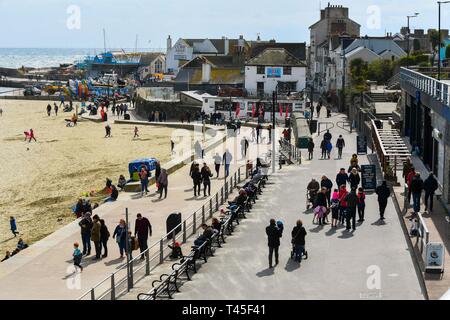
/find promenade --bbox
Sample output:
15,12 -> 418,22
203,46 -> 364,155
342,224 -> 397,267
0,119 -> 271,300
175,112 -> 425,300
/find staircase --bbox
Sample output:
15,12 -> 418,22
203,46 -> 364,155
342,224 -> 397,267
386,73 -> 401,90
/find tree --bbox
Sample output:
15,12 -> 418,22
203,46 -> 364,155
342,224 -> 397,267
429,29 -> 441,65
368,59 -> 394,84
446,44 -> 450,59
349,58 -> 368,91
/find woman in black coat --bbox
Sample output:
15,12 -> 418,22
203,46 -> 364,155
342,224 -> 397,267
99,219 -> 110,258
348,168 -> 361,190
315,188 -> 328,225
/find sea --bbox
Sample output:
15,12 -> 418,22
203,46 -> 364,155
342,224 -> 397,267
0,47 -> 156,69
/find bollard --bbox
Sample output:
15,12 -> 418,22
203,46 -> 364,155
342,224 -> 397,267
183,221 -> 187,243
202,205 -> 205,224
216,193 -> 219,211
129,259 -> 134,290
145,251 -> 150,276
111,274 -> 116,300
210,199 -> 213,218
91,288 -> 95,300
159,239 -> 163,264
193,212 -> 197,234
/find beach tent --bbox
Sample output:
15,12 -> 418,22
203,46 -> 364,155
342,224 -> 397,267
128,158 -> 158,178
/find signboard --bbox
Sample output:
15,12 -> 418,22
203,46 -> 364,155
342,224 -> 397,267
267,67 -> 282,78
361,165 -> 376,190
425,242 -> 445,273
357,135 -> 368,154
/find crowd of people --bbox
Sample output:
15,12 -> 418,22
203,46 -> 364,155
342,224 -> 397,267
1,217 -> 29,263
73,212 -> 153,272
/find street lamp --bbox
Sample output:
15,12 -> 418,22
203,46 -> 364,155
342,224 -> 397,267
406,13 -> 419,58
271,84 -> 279,174
438,1 -> 450,80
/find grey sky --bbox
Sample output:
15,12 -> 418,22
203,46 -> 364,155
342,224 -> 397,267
0,0 -> 447,48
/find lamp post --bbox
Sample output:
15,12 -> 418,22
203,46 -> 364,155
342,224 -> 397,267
406,13 -> 419,59
438,1 -> 450,80
271,84 -> 278,174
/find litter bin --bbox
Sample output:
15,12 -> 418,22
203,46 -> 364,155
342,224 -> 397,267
309,120 -> 318,134
124,113 -> 130,120
167,213 -> 182,240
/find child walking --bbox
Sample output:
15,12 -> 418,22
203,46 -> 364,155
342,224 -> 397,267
73,243 -> 83,272
133,126 -> 139,139
10,216 -> 19,237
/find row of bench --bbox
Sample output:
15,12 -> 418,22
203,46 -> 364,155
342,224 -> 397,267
137,177 -> 266,300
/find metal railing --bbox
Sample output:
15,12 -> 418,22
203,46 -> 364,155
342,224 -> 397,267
78,165 -> 247,300
400,67 -> 450,107
416,212 -> 430,260
279,139 -> 302,165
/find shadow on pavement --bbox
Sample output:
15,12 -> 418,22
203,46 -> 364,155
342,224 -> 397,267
256,267 -> 275,278
371,220 -> 387,226
284,259 -> 301,272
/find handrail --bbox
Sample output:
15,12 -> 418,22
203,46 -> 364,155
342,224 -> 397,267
78,164 -> 247,300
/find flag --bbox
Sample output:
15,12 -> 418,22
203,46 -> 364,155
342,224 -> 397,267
279,103 -> 283,117
286,104 -> 289,118
252,103 -> 256,117
235,102 -> 240,116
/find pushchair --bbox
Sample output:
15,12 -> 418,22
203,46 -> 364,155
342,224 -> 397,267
290,243 -> 308,261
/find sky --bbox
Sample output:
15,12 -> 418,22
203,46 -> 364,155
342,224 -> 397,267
0,0 -> 448,48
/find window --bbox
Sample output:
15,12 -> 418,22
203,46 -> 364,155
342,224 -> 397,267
257,66 -> 265,74
154,60 -> 163,73
283,66 -> 292,75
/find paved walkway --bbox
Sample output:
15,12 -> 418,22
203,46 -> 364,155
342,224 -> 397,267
175,112 -> 425,300
393,139 -> 450,300
0,122 -> 272,299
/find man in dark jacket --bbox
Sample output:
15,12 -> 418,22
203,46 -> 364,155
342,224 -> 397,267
410,172 -> 424,213
321,176 -> 333,205
307,138 -> 315,160
320,139 -> 328,159
336,135 -> 345,159
79,213 -> 93,256
344,189 -> 358,231
324,130 -> 332,142
91,215 -> 102,260
266,219 -> 283,268
376,181 -> 391,220
336,168 -> 348,189
135,213 -> 153,259
423,173 -> 438,213
291,220 -> 307,262
348,168 -> 361,190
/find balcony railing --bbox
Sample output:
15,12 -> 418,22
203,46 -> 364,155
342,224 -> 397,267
400,67 -> 450,106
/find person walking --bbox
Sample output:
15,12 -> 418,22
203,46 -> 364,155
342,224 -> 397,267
223,149 -> 232,178
410,172 -> 424,213
139,166 -> 149,196
336,168 -> 348,189
213,153 -> 222,178
113,219 -> 128,259
72,243 -> 83,273
315,187 -> 328,225
201,163 -> 213,197
330,189 -> 340,228
266,219 -> 283,268
133,126 -> 139,139
338,185 -> 349,225
241,137 -> 249,158
424,172 -> 438,213
104,124 -> 112,138
307,138 -> 315,160
78,213 -> 92,256
256,124 -> 261,144
291,220 -> 307,262
406,167 -> 416,204
46,104 -> 51,116
320,138 -> 328,159
157,168 -> 168,199
336,135 -> 345,159
344,188 -> 358,231
324,130 -> 332,143
316,103 -> 322,118
402,158 -> 413,184
135,214 -> 152,259
155,161 -> 161,191
191,163 -> 202,197
54,103 -> 58,116
91,215 -> 102,260
321,176 -> 333,206
251,127 -> 256,142
357,187 -> 366,222
28,128 -> 36,142
376,181 -> 391,220
268,124 -> 272,144
99,219 -> 110,258
9,216 -> 19,237
348,168 -> 361,190
326,140 -> 333,159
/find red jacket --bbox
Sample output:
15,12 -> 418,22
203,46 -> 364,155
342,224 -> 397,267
339,189 -> 348,207
407,171 -> 416,187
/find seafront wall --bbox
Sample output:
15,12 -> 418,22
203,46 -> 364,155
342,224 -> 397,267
135,96 -> 201,121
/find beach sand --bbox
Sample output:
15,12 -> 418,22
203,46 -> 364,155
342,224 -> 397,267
0,100 -> 174,255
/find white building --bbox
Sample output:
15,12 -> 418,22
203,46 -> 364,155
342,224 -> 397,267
137,53 -> 166,81
245,48 -> 307,96
165,36 -> 248,75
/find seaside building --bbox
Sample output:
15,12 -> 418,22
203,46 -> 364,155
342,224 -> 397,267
137,53 -> 166,81
308,3 -> 360,93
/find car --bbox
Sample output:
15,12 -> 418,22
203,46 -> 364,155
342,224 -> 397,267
23,86 -> 42,96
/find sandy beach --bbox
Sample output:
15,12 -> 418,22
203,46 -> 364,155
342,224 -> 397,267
0,100 -> 174,255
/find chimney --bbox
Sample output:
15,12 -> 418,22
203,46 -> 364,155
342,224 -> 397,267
202,61 -> 211,83
238,35 -> 245,53
224,37 -> 229,55
167,35 -> 172,51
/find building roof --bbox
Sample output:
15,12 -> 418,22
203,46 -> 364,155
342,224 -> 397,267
181,38 -> 248,55
344,38 -> 406,57
246,48 -> 306,67
309,16 -> 361,30
249,42 -> 306,61
181,55 -> 243,69
174,68 -> 243,85
139,52 -> 165,65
